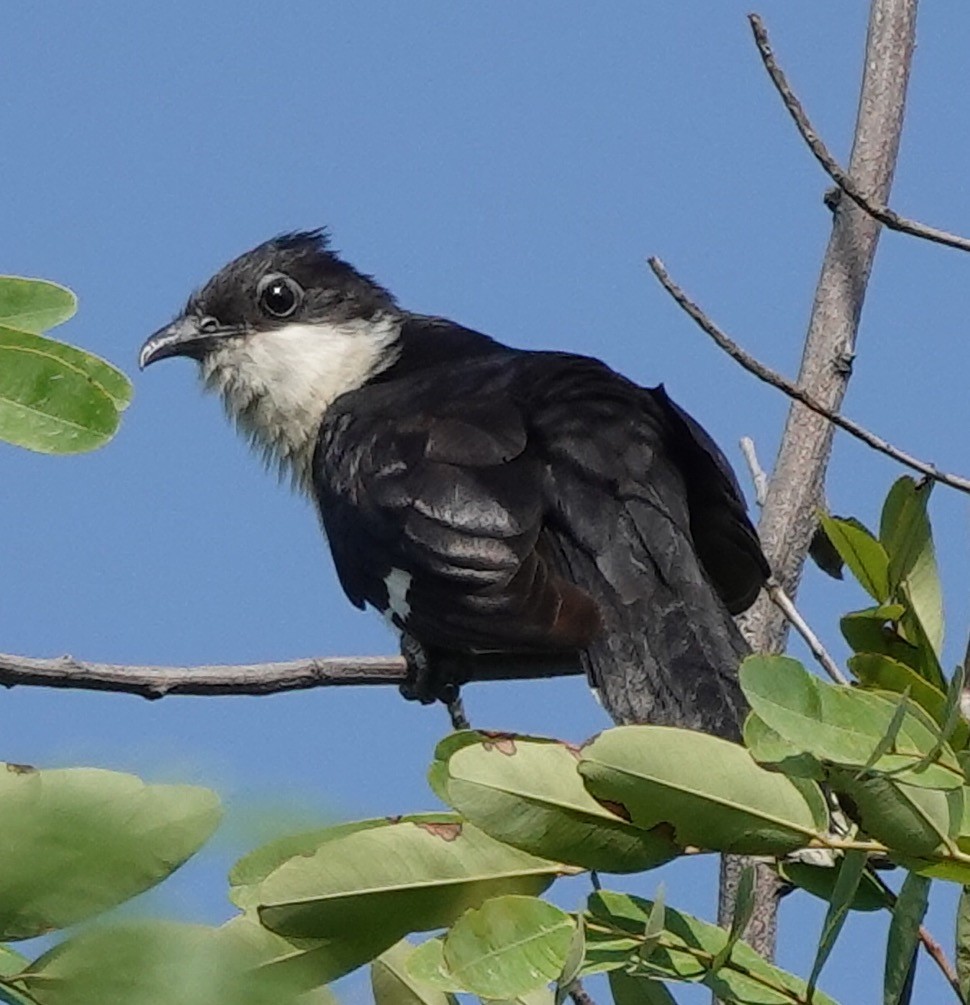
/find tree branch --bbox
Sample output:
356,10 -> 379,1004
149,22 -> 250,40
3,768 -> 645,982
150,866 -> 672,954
716,1 -> 919,971
749,13 -> 970,256
647,258 -> 970,494
0,651 -> 581,700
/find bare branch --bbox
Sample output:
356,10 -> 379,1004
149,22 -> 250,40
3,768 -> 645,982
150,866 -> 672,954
0,650 -> 580,700
766,581 -> 849,685
648,257 -> 970,494
740,437 -> 770,508
749,14 -> 970,256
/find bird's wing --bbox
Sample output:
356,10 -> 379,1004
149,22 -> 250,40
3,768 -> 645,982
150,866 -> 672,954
313,367 -> 600,653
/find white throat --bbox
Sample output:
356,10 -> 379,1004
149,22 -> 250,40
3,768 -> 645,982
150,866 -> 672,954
200,314 -> 401,489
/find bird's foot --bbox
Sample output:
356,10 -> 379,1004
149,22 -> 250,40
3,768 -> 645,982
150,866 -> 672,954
399,636 -> 464,717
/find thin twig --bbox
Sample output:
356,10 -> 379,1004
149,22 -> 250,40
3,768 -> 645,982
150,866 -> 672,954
0,651 -> 580,700
740,437 -> 770,507
648,257 -> 970,495
749,14 -> 970,257
766,581 -> 849,685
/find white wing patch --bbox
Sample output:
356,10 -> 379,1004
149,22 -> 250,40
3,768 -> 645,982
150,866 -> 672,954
384,568 -> 412,624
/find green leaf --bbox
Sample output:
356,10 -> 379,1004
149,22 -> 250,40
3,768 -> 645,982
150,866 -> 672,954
230,817 -> 391,908
807,850 -> 867,996
254,814 -> 571,941
438,733 -> 677,873
441,896 -> 575,999
0,277 -> 75,333
372,939 -> 458,1005
405,939 -> 466,994
848,654 -> 969,749
607,971 -> 677,1005
0,764 -> 221,940
884,873 -> 929,1005
743,715 -> 825,779
554,917 -> 585,1003
16,920 -> 313,1005
829,770 -> 962,858
818,513 -> 890,601
586,891 -> 841,1004
0,326 -> 123,454
957,886 -> 970,1003
778,860 -> 891,912
578,726 -> 828,855
879,478 -> 931,590
840,605 -> 923,671
0,947 -> 28,978
740,656 -> 963,789
640,885 -> 666,960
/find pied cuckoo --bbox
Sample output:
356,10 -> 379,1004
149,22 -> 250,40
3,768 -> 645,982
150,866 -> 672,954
140,230 -> 768,736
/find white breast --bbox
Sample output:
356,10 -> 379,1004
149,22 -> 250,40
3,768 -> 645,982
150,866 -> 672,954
200,315 -> 401,489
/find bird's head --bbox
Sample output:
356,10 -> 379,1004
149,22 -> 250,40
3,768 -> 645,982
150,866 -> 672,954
140,230 -> 402,486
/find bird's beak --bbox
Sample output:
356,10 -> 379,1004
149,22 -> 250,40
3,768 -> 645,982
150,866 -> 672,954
139,316 -> 231,370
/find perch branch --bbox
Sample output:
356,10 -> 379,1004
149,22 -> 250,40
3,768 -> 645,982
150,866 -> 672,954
749,13 -> 970,256
648,257 -> 970,495
0,651 -> 581,700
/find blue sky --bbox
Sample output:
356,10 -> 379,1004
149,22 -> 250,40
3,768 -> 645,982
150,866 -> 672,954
2,3 -> 969,1002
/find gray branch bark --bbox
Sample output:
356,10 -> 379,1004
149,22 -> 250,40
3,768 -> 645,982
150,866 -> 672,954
720,0 -> 919,965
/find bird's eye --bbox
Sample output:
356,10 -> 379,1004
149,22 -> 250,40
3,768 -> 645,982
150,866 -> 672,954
256,273 -> 303,319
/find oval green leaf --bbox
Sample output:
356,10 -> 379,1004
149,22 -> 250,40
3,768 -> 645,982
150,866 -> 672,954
578,726 -> 827,855
740,656 -> 963,789
0,327 -> 123,453
0,277 -> 75,333
0,764 -> 220,940
255,815 -> 572,941
442,896 -> 574,999
440,734 -> 677,873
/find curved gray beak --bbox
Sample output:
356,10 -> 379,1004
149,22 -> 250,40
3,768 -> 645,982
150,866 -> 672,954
139,316 -> 228,369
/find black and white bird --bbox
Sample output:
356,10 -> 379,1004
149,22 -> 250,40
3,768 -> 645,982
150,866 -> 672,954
140,230 -> 768,737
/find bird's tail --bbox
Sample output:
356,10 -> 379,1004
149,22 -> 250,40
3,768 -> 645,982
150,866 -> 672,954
546,498 -> 750,741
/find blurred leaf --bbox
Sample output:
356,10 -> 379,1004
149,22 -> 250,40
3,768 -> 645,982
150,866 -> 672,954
372,939 -> 457,1005
640,886 -> 666,960
740,656 -> 962,789
0,947 -> 28,977
0,277 -> 75,333
829,770 -> 962,858
586,891 -> 840,1004
849,654 -> 969,749
0,764 -> 220,940
16,920 -> 313,1005
254,814 -> 571,942
607,971 -> 677,1005
218,913 -> 354,995
578,726 -> 827,855
884,873 -> 929,1005
806,850 -> 867,996
442,896 -> 575,999
0,326 -> 124,453
778,860 -> 891,912
818,514 -> 890,602
438,733 -> 676,873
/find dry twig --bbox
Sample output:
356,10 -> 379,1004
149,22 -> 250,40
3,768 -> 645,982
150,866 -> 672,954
749,13 -> 970,256
648,257 -> 970,495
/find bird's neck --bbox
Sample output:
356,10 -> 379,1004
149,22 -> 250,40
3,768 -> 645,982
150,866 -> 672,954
200,313 -> 402,489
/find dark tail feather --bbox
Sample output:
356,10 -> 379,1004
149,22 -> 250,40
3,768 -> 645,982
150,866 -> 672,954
546,499 -> 750,741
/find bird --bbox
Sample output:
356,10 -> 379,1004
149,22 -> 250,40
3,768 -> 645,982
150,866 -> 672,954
140,229 -> 768,738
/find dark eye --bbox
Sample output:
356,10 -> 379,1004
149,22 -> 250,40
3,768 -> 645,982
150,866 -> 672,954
256,273 -> 302,319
